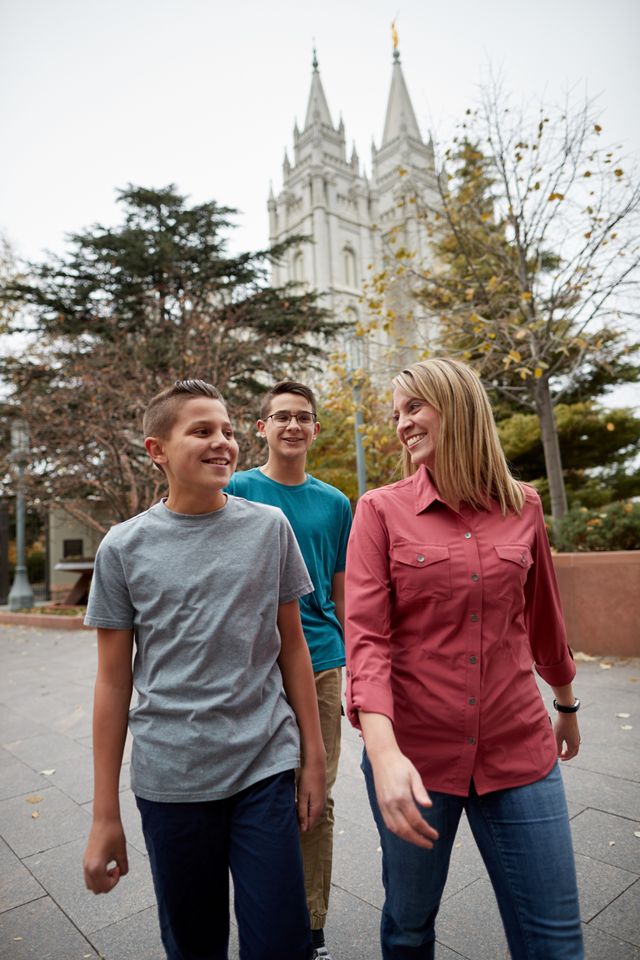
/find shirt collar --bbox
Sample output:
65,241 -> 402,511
413,465 -> 447,515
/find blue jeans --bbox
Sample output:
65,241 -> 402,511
362,753 -> 583,960
137,770 -> 311,960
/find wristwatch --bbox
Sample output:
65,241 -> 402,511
553,698 -> 580,713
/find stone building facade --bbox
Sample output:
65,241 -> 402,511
268,46 -> 440,368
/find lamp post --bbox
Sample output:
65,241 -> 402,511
345,332 -> 368,498
8,418 -> 33,612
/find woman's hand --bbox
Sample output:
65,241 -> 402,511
360,711 -> 439,848
554,712 -> 581,760
369,747 -> 439,848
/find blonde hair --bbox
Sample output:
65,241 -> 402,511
392,358 -> 524,515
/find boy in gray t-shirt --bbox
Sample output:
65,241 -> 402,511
82,379 -> 326,960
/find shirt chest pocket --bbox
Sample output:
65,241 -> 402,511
493,544 -> 534,600
390,542 -> 452,602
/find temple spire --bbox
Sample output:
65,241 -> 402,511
381,26 -> 422,145
303,46 -> 334,130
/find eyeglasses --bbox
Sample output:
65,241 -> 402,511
266,411 -> 316,426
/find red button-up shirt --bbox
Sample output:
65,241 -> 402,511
345,467 -> 575,796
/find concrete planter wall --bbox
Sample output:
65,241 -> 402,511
552,551 -> 640,657
0,609 -> 91,630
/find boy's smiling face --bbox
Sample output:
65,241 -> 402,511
145,397 -> 238,500
257,392 -> 320,462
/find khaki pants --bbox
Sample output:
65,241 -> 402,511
298,666 -> 342,930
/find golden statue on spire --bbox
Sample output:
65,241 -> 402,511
391,19 -> 399,50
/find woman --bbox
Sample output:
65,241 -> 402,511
345,358 -> 583,960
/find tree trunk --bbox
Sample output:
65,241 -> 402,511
534,378 -> 568,525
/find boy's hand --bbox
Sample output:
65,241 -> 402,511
297,758 -> 326,833
83,817 -> 129,894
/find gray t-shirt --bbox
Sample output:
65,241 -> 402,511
85,496 -> 313,802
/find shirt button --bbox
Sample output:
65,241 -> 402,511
464,532 -> 472,539
468,697 -> 477,705
469,656 -> 477,664
470,613 -> 479,622
467,737 -> 476,745
471,573 -> 480,581
416,554 -> 425,563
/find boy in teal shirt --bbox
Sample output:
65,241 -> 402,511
227,380 -> 352,960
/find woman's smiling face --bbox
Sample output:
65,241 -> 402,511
392,387 -> 441,472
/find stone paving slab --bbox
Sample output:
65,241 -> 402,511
23,837 -> 157,935
575,851 -> 638,922
0,705 -> 49,744
50,702 -> 93,739
440,815 -> 489,902
322,885 -> 382,960
571,808 -> 640,873
0,838 -> 44,914
581,923 -> 640,960
436,877 -> 509,959
5,731 -> 90,770
561,764 -> 640,821
589,877 -> 640,946
332,813 -> 384,910
0,786 -> 91,859
89,906 -> 163,960
0,758 -> 49,802
1,626 -> 639,960
0,896 -> 99,960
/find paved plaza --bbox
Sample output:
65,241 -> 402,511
0,623 -> 638,959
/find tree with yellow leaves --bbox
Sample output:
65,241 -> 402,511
364,85 -> 640,523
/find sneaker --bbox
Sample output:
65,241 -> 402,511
312,949 -> 333,960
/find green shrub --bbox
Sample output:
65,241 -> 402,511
553,500 -> 640,552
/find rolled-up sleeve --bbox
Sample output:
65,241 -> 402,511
525,496 -> 576,687
345,493 -> 395,728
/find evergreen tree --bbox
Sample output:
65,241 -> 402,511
0,185 -> 335,529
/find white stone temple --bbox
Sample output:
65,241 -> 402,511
268,43 -> 440,361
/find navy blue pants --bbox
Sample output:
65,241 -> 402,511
136,770 -> 311,960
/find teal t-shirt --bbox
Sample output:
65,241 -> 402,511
227,469 -> 352,671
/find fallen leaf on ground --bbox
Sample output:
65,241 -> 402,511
31,811 -> 40,819
40,769 -> 55,776
616,713 -> 631,719
25,795 -> 43,804
573,651 -> 599,661
376,846 -> 382,853
630,678 -> 639,683
13,937 -> 23,941
609,841 -> 616,846
620,724 -> 633,731
600,662 -> 614,670
634,831 -> 640,839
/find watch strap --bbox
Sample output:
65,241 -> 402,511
553,698 -> 580,713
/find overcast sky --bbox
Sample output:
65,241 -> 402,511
1,0 -> 639,264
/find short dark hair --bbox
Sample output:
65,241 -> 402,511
259,380 -> 317,420
143,380 -> 225,440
